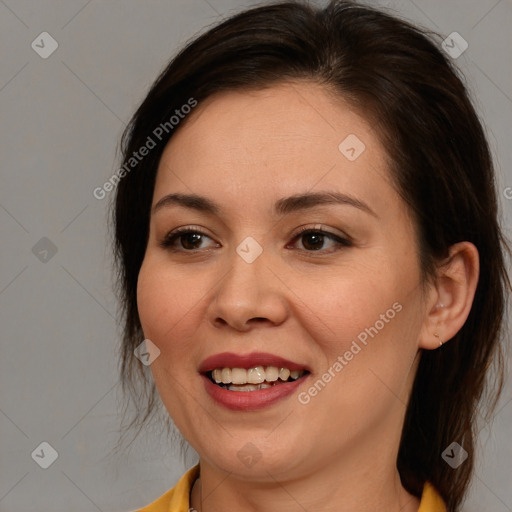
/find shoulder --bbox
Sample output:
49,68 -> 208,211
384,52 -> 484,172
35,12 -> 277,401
418,481 -> 447,512
133,465 -> 200,512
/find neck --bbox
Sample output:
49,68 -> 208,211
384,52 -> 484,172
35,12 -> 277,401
190,454 -> 420,512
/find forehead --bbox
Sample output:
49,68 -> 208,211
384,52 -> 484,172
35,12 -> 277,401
153,81 -> 396,220
161,82 -> 380,163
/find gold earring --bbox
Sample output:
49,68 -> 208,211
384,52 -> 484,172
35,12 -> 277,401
434,332 -> 443,346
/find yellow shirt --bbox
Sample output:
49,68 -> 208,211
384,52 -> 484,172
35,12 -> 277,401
135,464 -> 447,512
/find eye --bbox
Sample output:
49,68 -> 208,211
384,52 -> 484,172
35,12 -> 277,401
159,225 -> 352,253
159,227 -> 218,251
288,225 -> 352,253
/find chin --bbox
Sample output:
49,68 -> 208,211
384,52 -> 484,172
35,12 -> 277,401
192,434 -> 309,481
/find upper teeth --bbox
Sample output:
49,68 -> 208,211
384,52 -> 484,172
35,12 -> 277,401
211,367 -> 304,385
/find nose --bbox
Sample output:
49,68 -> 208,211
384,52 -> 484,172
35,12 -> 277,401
207,245 -> 289,332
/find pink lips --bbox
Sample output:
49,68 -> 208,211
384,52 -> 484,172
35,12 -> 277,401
198,351 -> 310,411
198,351 -> 310,373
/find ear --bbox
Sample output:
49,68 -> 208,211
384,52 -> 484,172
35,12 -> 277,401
419,241 -> 479,350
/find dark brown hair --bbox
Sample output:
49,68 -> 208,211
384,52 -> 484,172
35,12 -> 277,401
111,1 -> 510,510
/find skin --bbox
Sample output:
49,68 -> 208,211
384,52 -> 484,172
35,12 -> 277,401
136,81 -> 479,512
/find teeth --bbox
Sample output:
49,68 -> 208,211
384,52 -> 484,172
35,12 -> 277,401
247,367 -> 265,384
227,382 -> 274,391
209,366 -> 305,386
221,368 -> 231,384
289,369 -> 301,380
231,367 -> 246,385
212,368 -> 222,383
279,368 -> 290,381
265,366 -> 279,382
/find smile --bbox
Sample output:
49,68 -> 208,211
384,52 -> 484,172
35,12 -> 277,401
199,351 -> 311,410
207,366 -> 308,391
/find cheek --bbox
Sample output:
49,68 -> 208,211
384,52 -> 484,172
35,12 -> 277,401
136,259 -> 198,349
136,259 -> 204,420
298,267 -> 401,343
137,261 -> 166,338
301,261 -> 422,388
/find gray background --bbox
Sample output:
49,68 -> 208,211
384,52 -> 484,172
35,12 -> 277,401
1,0 -> 511,511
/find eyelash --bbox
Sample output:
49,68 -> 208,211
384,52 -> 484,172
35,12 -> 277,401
159,225 -> 352,254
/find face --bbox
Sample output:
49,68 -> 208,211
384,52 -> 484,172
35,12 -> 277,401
137,81 -> 429,482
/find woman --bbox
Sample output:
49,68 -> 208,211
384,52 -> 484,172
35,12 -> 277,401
111,1 -> 510,511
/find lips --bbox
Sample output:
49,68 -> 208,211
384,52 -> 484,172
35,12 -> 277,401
198,352 -> 311,411
198,351 -> 311,373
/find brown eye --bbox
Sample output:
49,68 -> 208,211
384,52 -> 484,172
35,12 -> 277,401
180,232 -> 203,250
159,226 -> 351,254
289,228 -> 352,253
160,228 -> 217,251
301,232 -> 325,251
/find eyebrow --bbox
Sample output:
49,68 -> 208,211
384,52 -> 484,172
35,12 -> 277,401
152,191 -> 377,218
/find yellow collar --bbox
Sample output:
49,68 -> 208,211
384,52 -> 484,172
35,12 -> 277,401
136,464 -> 447,512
